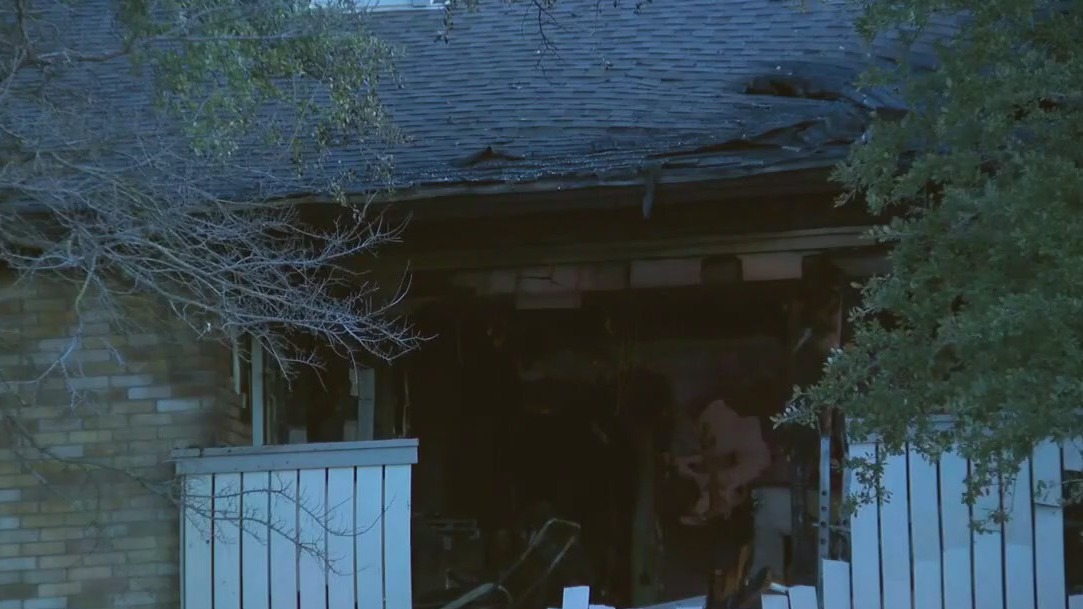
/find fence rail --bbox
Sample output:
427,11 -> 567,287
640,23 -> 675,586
173,439 -> 418,609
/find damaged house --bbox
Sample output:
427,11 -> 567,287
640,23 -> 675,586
1,1 -> 1080,609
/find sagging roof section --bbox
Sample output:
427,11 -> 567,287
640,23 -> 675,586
362,0 -> 925,193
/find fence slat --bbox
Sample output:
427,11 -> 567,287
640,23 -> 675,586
562,586 -> 591,609
972,472 -> 1005,609
849,441 -> 882,609
384,463 -> 414,609
356,466 -> 385,609
1004,458 -> 1036,609
1065,437 -> 1083,473
879,452 -> 911,609
213,472 -> 243,609
182,474 -> 213,609
269,471 -> 299,609
327,467 -> 357,609
822,559 -> 851,609
1032,441 -> 1066,609
907,450 -> 942,609
298,468 -> 329,609
939,452 -> 973,609
788,586 -> 819,609
241,472 -> 271,609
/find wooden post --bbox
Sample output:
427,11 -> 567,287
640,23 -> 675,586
630,430 -> 660,607
375,364 -> 400,439
353,366 -> 376,441
251,337 -> 265,447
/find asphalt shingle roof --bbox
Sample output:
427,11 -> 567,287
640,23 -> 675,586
355,0 -> 923,191
6,0 -> 942,202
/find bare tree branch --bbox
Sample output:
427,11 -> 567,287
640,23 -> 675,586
0,0 -> 421,574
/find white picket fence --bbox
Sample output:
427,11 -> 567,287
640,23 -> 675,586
560,426 -> 1082,609
172,439 -> 419,609
834,436 -> 1083,609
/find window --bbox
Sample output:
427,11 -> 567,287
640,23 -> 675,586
229,336 -> 253,426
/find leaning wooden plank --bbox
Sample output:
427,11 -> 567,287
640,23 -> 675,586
298,469 -> 329,609
821,559 -> 851,609
241,472 -> 271,609
908,449 -> 943,609
356,465 -> 385,609
879,451 -> 911,609
383,464 -> 414,609
326,467 -> 357,609
848,441 -> 882,609
760,594 -> 791,609
788,586 -> 818,609
181,474 -> 213,609
213,472 -> 243,609
939,451 -> 973,609
269,470 -> 299,609
972,470 -> 1005,609
1032,441 -> 1066,609
1003,458 -> 1036,609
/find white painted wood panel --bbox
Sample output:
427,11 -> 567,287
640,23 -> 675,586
848,441 -> 881,609
907,450 -> 942,609
1065,437 -> 1083,473
787,585 -> 818,609
176,441 -> 418,609
298,469 -> 328,609
269,470 -> 299,609
562,586 -> 591,609
183,474 -> 213,609
972,474 -> 1005,609
1032,441 -> 1066,609
327,467 -> 357,609
939,452 -> 973,609
356,465 -> 385,609
1003,458 -> 1036,609
837,435 -> 1083,609
384,464 -> 414,609
213,473 -> 242,609
878,451 -> 911,609
821,559 -> 851,609
241,472 -> 271,609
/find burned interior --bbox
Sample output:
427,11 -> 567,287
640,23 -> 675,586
419,256 -> 860,609
252,240 -> 857,608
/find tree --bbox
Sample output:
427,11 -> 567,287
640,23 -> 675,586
785,0 -> 1083,511
0,0 -> 420,554
1,0 -> 421,387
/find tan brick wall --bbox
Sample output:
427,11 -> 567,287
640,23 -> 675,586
0,274 -> 251,609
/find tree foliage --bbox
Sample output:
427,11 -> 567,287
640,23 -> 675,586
789,0 -> 1083,508
1,0 -> 419,370
0,0 -> 421,551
